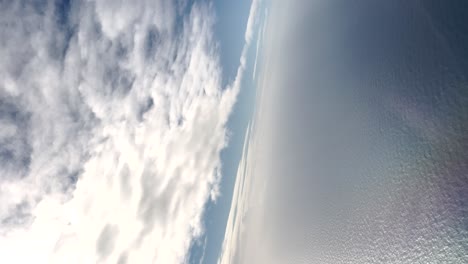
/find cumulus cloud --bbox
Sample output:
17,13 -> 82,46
0,0 -> 240,263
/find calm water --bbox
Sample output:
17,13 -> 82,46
243,0 -> 468,263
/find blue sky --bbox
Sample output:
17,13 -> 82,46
213,0 -> 252,87
188,0 -> 265,263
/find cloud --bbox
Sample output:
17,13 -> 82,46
215,1 -> 265,263
0,0 -> 240,263
217,123 -> 253,264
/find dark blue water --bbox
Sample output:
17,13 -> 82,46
241,1 -> 468,263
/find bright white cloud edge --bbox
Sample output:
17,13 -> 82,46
0,0 -> 257,263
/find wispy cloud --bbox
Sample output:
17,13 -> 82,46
217,122 -> 252,264
0,1 -> 240,263
216,1 -> 266,262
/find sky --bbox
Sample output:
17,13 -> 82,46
2,1 -> 468,264
188,0 -> 265,263
0,0 -> 262,263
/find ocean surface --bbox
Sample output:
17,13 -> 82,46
239,0 -> 468,263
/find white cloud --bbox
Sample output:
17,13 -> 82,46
0,1 -> 241,263
216,0 -> 265,263
217,122 -> 252,264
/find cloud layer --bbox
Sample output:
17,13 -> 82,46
0,1 -> 240,263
